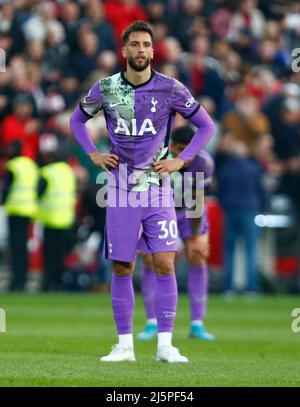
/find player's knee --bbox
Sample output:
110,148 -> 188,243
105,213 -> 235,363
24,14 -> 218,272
113,261 -> 134,277
154,259 -> 174,276
188,254 -> 206,266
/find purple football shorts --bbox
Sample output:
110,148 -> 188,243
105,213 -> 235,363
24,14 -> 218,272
176,204 -> 209,241
104,184 -> 178,262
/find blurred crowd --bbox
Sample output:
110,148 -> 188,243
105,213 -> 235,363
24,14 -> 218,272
0,0 -> 299,291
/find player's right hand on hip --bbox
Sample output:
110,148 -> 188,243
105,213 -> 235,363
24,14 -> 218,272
152,157 -> 184,174
88,150 -> 119,174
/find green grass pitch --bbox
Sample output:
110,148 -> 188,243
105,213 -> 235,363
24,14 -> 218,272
0,293 -> 299,387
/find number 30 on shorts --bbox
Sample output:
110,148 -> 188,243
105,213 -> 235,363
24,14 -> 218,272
157,220 -> 178,239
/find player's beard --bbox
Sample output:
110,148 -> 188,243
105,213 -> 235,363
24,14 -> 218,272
127,55 -> 151,72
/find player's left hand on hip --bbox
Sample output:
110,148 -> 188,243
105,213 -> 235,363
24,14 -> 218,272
152,157 -> 184,174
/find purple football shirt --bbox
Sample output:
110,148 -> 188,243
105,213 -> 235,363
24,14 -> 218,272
185,149 -> 215,191
80,71 -> 199,158
175,150 -> 215,238
75,70 -> 203,189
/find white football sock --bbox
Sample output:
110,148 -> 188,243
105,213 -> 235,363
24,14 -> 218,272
147,318 -> 157,325
191,320 -> 203,327
157,332 -> 172,347
118,334 -> 133,348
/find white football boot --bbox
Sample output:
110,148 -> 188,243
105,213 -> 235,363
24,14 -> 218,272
156,345 -> 188,363
100,344 -> 136,362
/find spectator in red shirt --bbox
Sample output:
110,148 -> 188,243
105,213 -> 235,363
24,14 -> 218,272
1,94 -> 40,159
105,0 -> 148,46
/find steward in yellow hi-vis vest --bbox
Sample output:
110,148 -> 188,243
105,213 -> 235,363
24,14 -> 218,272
1,141 -> 39,291
4,156 -> 38,218
37,135 -> 77,292
38,162 -> 76,229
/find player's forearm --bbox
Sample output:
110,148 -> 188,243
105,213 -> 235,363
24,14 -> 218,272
178,107 -> 216,163
69,106 -> 97,155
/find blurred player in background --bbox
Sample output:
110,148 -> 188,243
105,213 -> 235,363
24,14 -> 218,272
70,21 -> 215,363
138,125 -> 215,341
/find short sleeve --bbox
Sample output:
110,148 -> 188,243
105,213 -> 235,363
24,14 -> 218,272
170,79 -> 200,119
79,81 -> 102,118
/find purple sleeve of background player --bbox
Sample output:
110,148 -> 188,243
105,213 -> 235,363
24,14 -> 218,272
202,150 -> 215,190
170,79 -> 215,163
69,81 -> 102,155
178,107 -> 216,163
